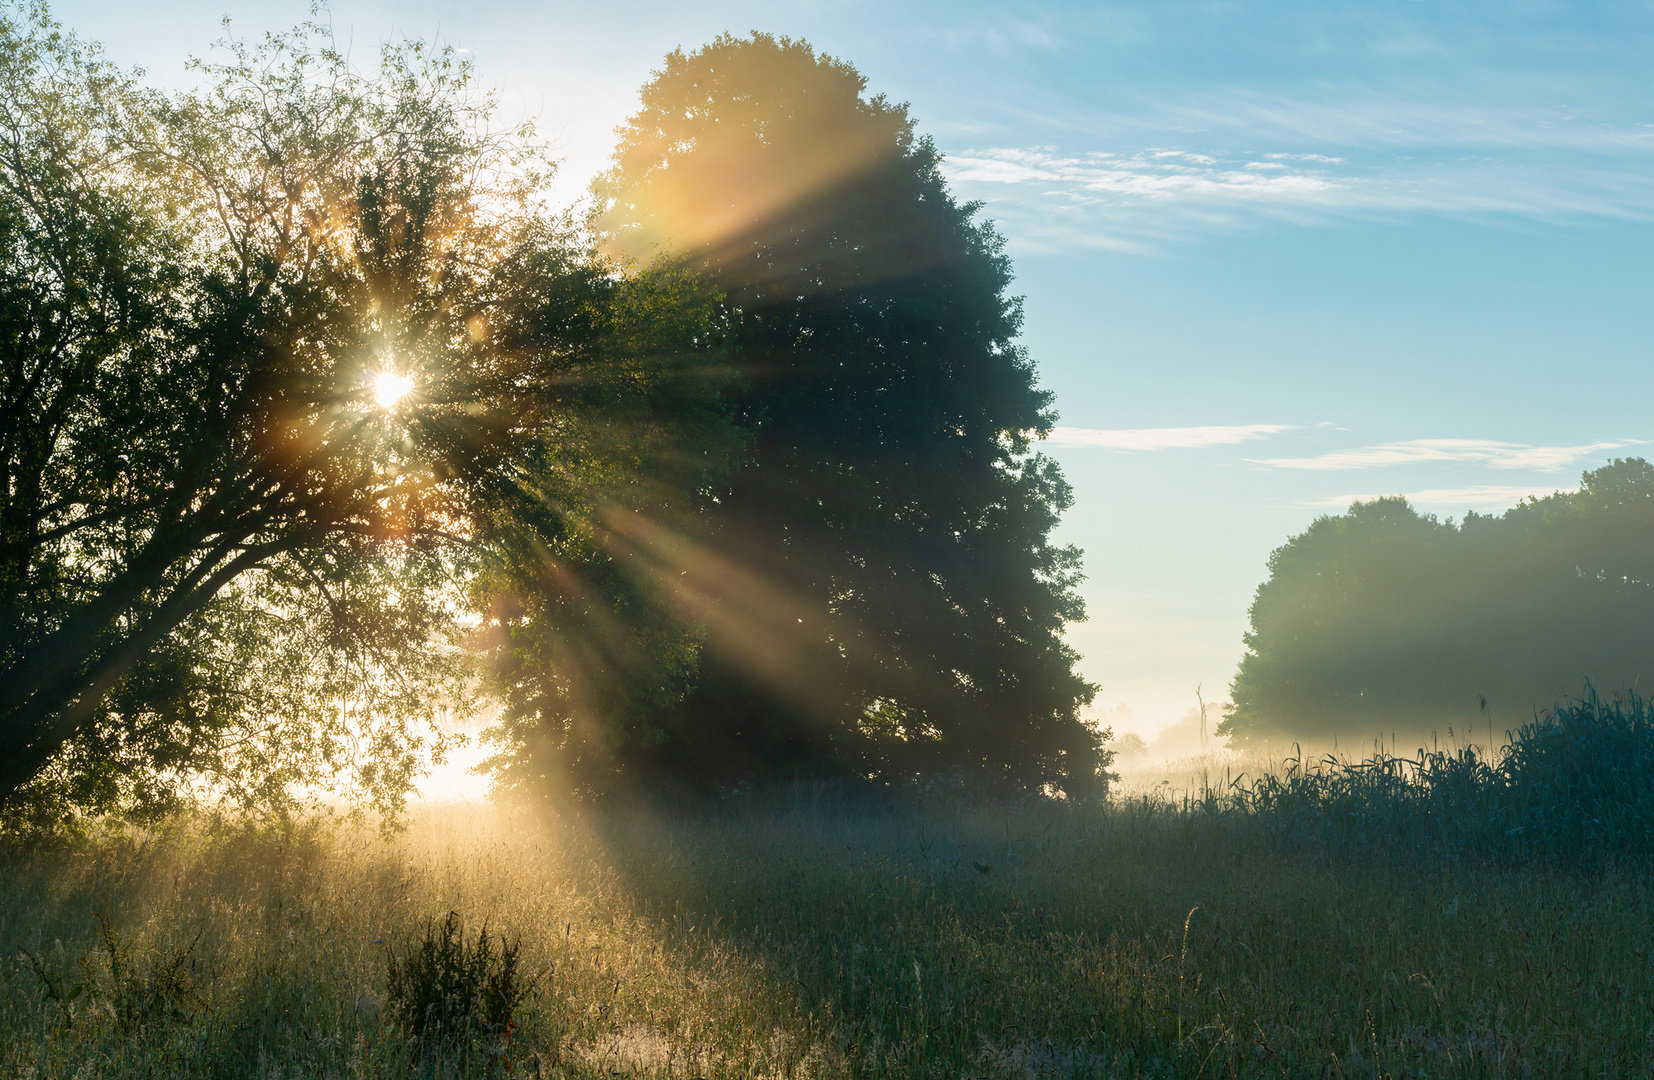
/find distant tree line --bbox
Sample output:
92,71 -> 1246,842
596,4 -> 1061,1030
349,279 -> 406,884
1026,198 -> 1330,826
1221,459 -> 1654,748
0,9 -> 1105,826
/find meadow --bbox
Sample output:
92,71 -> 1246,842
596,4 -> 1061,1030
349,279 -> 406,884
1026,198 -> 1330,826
3,761 -> 1651,1079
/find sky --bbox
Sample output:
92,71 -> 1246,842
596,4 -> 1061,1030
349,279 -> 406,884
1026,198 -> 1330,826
49,0 -> 1654,740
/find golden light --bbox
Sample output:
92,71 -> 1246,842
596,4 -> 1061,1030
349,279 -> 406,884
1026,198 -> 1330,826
372,370 -> 414,409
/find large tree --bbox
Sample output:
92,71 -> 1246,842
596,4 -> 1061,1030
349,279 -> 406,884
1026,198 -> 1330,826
0,7 -> 723,822
562,33 -> 1104,796
1221,459 -> 1654,748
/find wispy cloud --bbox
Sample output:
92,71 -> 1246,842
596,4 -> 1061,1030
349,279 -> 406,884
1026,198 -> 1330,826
1302,485 -> 1576,511
1251,438 -> 1636,472
1049,424 -> 1291,450
949,148 -> 1346,207
943,113 -> 1654,252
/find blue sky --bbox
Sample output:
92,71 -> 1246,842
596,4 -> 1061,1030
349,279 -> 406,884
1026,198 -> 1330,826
53,0 -> 1654,735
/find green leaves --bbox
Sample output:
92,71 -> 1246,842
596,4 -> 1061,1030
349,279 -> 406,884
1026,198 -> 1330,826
1224,458 -> 1654,746
384,910 -> 537,1051
0,6 -> 733,827
0,10 -> 1101,821
558,32 -> 1104,799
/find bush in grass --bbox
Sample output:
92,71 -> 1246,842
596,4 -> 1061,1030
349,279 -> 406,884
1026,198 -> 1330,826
1502,686 -> 1654,853
384,912 -> 533,1050
1219,686 -> 1654,860
15,914 -> 208,1041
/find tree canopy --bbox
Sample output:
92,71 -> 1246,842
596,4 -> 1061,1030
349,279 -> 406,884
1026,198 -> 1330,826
525,32 -> 1107,797
1222,458 -> 1654,748
0,7 -> 726,824
0,11 -> 1103,823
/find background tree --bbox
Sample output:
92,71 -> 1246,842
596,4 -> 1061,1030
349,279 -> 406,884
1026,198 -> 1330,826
562,32 -> 1104,796
1222,458 -> 1654,748
0,7 -> 724,823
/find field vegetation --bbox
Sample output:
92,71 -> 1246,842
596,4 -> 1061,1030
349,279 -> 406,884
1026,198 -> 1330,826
6,692 -> 1653,1079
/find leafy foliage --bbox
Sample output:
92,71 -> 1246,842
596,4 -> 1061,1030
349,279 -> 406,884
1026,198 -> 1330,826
472,265 -> 736,802
1497,686 -> 1654,853
1223,458 -> 1654,745
0,5 -> 726,825
549,32 -> 1104,797
90,913 -> 208,1036
16,912 -> 207,1038
1177,686 -> 1654,861
0,7 -> 1103,821
384,911 -> 533,1049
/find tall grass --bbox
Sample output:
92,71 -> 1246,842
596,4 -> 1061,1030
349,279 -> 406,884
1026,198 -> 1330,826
1158,687 -> 1654,861
4,783 -> 1652,1077
2,692 -> 1651,1076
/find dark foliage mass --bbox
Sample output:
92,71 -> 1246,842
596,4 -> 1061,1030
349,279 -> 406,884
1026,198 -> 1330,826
0,8 -> 726,824
0,9 -> 1100,824
385,911 -> 533,1051
1177,687 -> 1654,862
1222,458 -> 1654,746
485,33 -> 1102,798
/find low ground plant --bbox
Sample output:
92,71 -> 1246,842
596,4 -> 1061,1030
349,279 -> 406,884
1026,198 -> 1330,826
385,910 -> 536,1055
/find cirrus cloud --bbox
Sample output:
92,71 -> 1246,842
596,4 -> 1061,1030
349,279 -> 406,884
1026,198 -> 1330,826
1049,424 -> 1292,450
1251,438 -> 1638,472
949,147 -> 1346,206
1301,484 -> 1576,511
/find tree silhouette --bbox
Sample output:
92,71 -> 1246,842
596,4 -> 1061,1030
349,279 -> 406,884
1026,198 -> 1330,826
569,33 -> 1104,796
0,12 -> 721,821
1222,459 -> 1654,748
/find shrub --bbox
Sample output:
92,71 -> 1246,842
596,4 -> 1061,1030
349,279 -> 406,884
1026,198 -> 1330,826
1217,685 -> 1654,860
93,914 -> 208,1035
1502,686 -> 1654,853
384,911 -> 534,1050
16,914 -> 207,1038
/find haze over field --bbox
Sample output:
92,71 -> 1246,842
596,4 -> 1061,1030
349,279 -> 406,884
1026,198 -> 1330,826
46,0 -> 1654,742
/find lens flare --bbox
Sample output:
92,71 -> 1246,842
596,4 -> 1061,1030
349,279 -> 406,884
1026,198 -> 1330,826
373,370 -> 413,409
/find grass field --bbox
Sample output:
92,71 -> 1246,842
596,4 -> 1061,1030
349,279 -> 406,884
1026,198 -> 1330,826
3,787 -> 1650,1079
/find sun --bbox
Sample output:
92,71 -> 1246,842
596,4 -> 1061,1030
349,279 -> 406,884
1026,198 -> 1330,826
372,370 -> 414,409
